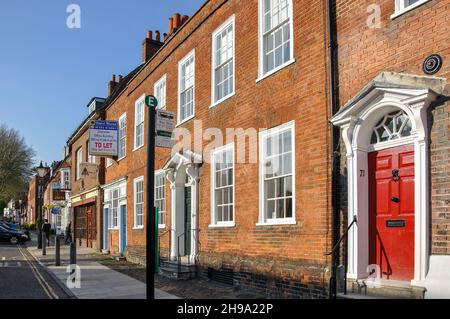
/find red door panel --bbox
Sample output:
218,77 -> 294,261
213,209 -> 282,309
369,144 -> 415,281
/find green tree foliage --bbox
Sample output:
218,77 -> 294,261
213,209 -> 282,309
0,125 -> 35,202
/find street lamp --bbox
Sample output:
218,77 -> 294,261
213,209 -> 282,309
36,161 -> 49,249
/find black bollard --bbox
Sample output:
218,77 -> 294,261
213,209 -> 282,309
42,233 -> 47,256
70,242 -> 76,265
55,236 -> 61,266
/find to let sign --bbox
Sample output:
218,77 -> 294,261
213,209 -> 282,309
155,110 -> 175,149
89,120 -> 118,156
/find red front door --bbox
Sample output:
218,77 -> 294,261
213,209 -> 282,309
369,144 -> 415,281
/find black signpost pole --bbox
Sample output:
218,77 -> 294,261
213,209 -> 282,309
146,98 -> 157,300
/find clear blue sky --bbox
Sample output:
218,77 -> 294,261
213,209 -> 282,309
0,0 -> 204,165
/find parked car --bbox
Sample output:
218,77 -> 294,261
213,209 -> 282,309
0,222 -> 21,233
0,226 -> 29,244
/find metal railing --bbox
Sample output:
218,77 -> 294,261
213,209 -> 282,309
325,215 -> 357,296
158,229 -> 172,266
176,229 -> 199,273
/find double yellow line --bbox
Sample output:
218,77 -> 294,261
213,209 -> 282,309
18,246 -> 59,299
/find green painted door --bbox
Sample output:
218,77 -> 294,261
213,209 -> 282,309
184,186 -> 192,256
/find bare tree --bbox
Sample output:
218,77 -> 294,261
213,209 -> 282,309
0,125 -> 35,202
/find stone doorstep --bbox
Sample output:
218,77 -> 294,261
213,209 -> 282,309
347,278 -> 426,299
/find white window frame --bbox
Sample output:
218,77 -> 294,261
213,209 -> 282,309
258,120 -> 296,226
106,158 -> 113,168
87,142 -> 95,164
210,143 -> 235,228
134,94 -> 145,151
76,148 -> 83,180
177,50 -> 195,125
109,188 -> 120,229
155,171 -> 166,229
391,0 -> 430,19
60,169 -> 70,190
133,176 -> 144,229
211,15 -> 236,108
257,0 -> 295,82
118,113 -> 127,160
154,75 -> 167,110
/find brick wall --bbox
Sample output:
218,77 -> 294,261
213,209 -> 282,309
335,0 -> 449,254
109,0 -> 334,297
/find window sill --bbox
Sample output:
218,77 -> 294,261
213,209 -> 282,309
176,114 -> 195,127
256,59 -> 296,83
108,228 -> 119,231
256,219 -> 297,227
133,226 -> 144,230
390,0 -> 430,19
209,222 -> 236,229
158,224 -> 166,229
117,156 -> 126,162
133,145 -> 144,152
209,92 -> 236,109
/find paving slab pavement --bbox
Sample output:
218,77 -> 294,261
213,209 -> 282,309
26,233 -> 178,299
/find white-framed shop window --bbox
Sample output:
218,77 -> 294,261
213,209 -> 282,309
134,176 -> 144,228
155,171 -> 166,228
178,50 -> 195,124
134,95 -> 145,150
154,75 -> 167,110
258,121 -> 295,225
211,15 -> 235,106
258,0 -> 294,80
210,143 -> 235,227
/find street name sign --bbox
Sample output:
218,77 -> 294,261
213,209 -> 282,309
89,120 -> 118,156
155,110 -> 175,149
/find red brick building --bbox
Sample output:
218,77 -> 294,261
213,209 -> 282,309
101,0 -> 332,298
331,0 -> 449,298
64,0 -> 449,299
67,98 -> 106,249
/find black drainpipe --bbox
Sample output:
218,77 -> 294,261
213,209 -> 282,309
327,0 -> 339,299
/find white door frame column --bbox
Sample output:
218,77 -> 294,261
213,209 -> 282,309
164,151 -> 202,263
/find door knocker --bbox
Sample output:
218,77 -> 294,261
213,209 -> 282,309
392,169 -> 400,182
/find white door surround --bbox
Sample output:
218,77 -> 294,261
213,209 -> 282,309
163,151 -> 202,263
331,72 -> 443,287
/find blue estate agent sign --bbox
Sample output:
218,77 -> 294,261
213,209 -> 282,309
89,120 -> 118,157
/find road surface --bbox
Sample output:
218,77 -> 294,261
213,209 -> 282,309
0,243 -> 71,299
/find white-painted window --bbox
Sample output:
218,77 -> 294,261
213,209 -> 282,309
394,0 -> 429,16
134,95 -> 145,149
118,113 -> 127,159
154,75 -> 167,110
259,0 -> 294,78
178,50 -> 195,124
110,188 -> 119,228
134,177 -> 144,228
61,169 -> 70,189
106,158 -> 113,167
259,121 -> 295,225
155,171 -> 166,228
212,16 -> 235,105
211,143 -> 235,226
87,142 -> 95,164
76,148 -> 83,180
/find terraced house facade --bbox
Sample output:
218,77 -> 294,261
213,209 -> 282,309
60,0 -> 449,299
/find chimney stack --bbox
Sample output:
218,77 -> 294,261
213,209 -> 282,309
173,13 -> 181,31
181,15 -> 189,25
155,30 -> 161,42
142,30 -> 163,64
118,74 -> 123,82
108,74 -> 118,96
168,17 -> 174,35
